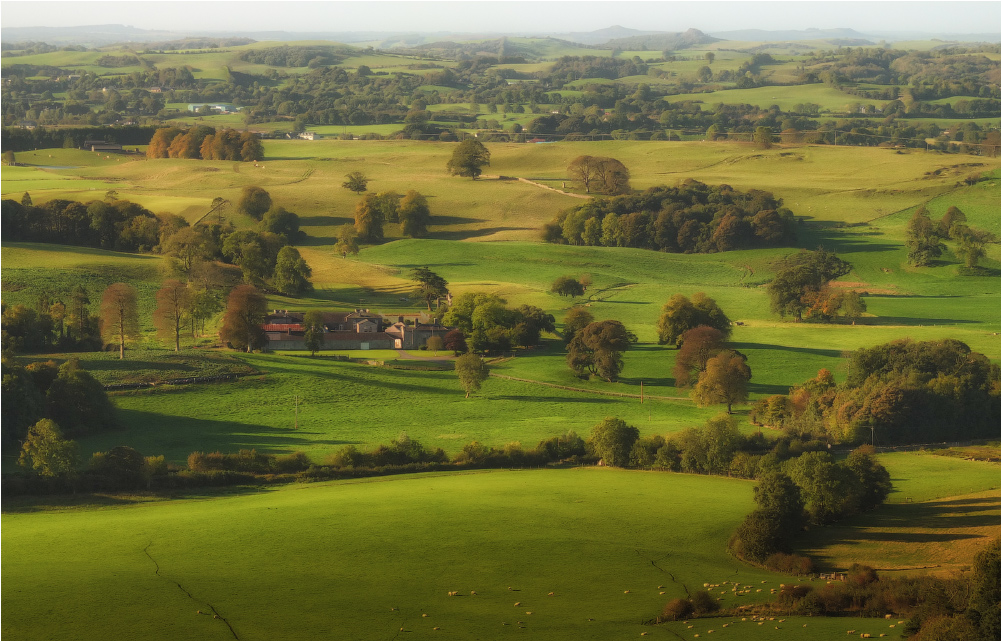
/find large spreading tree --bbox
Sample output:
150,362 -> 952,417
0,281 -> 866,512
567,319 -> 632,382
446,139 -> 491,179
219,284 -> 268,352
656,292 -> 731,347
768,248 -> 852,321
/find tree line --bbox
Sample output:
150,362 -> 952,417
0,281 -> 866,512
751,338 -> 1000,445
545,180 -> 798,253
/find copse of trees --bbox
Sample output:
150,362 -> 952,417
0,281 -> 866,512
545,180 -> 797,253
729,447 -> 890,565
1,358 -> 119,452
2,195 -> 171,252
767,247 -> 855,322
442,292 -> 555,353
566,155 -> 631,195
751,339 -> 1000,445
656,292 -> 730,347
147,126 -> 263,161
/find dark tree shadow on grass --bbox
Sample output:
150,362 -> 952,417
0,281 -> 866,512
729,342 -> 844,359
799,495 -> 1000,571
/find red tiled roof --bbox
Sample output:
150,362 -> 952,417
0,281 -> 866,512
262,324 -> 303,331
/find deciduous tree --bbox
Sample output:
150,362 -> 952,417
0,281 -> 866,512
398,189 -> 431,238
672,325 -> 726,388
551,275 -> 585,297
273,246 -> 313,296
905,205 -> 944,266
342,170 -> 369,194
691,350 -> 751,413
446,139 -> 491,179
562,306 -> 594,346
768,248 -> 851,321
153,279 -> 190,351
656,292 -> 731,346
303,310 -> 325,356
588,417 -> 639,467
100,282 -> 139,359
353,194 -> 384,243
237,186 -> 272,220
455,351 -> 489,398
18,418 -> 78,477
567,320 -> 631,382
219,284 -> 267,352
334,224 -> 360,258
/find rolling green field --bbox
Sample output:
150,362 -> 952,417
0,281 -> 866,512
2,453 -> 998,641
3,138 -> 999,466
2,131 -> 999,641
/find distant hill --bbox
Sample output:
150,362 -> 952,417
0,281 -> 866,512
600,28 -> 720,51
709,27 -> 1000,44
548,25 -> 666,46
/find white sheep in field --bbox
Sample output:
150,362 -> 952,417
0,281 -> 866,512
470,591 -> 477,595
514,602 -> 521,607
447,591 -> 458,596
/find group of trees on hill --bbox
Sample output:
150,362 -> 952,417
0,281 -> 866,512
441,292 -> 555,354
751,338 -> 1000,445
2,192 -> 184,253
729,447 -> 890,564
567,155 -> 631,194
905,203 -> 995,271
147,125 -> 264,161
352,189 -> 434,241
3,185 -> 313,298
545,180 -> 797,253
767,247 -> 864,323
2,357 -> 118,457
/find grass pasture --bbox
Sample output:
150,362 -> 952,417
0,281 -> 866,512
800,451 -> 1001,576
0,467 -> 869,641
2,455 -> 997,640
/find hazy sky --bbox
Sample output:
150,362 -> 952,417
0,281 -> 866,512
2,0 -> 1000,34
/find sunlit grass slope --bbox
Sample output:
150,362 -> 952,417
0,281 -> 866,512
0,468 -> 840,641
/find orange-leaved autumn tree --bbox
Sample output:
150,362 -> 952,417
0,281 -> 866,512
100,283 -> 140,359
219,284 -> 267,352
153,279 -> 191,352
692,350 -> 752,414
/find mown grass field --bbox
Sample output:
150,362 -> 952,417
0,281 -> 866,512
2,452 -> 998,641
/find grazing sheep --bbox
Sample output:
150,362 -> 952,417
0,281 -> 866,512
707,629 -> 714,633
213,615 -> 220,620
422,614 -> 428,618
659,591 -> 666,595
624,590 -> 630,594
433,627 -> 440,630
658,585 -> 665,589
514,602 -> 521,607
470,591 -> 477,596
884,615 -> 892,620
889,625 -> 895,628
641,633 -> 648,636
447,591 -> 458,597
526,612 -> 532,615
548,592 -> 554,596
197,611 -> 202,615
